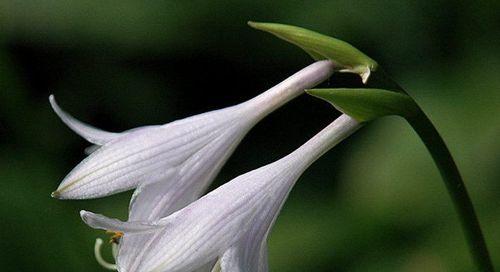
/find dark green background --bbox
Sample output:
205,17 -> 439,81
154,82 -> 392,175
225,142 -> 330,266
0,1 -> 499,271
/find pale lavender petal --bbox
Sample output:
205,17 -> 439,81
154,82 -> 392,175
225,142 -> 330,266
220,241 -> 268,272
53,61 -> 336,201
117,121 -> 249,271
52,108 -> 240,199
49,95 -> 120,145
218,173 -> 293,272
128,123 -> 246,221
135,159 -> 301,272
79,114 -> 360,271
136,115 -> 361,272
80,210 -> 164,233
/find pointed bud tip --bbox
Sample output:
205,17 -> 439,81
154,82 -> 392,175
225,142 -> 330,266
247,21 -> 290,33
360,68 -> 371,84
305,89 -> 329,100
305,89 -> 319,95
247,21 -> 257,27
248,21 -> 378,80
247,21 -> 267,30
306,88 -> 418,122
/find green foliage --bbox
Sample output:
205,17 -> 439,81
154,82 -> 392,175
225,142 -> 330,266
248,22 -> 378,83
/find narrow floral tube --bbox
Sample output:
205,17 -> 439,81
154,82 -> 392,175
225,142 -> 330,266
81,114 -> 362,272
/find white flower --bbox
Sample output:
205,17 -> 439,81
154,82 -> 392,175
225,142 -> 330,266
51,60 -> 334,201
51,61 -> 336,270
81,114 -> 361,272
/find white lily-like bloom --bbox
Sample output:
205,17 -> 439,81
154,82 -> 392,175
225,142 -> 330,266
51,61 -> 336,269
81,114 -> 361,272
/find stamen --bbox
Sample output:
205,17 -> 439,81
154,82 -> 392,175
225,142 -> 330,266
94,238 -> 118,270
106,230 -> 124,244
111,243 -> 118,261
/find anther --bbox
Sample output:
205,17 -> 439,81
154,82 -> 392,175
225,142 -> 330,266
106,230 -> 124,244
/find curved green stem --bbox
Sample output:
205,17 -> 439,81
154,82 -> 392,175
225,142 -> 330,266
367,69 -> 494,271
407,108 -> 494,272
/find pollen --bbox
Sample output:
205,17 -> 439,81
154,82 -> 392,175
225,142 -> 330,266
106,230 -> 124,244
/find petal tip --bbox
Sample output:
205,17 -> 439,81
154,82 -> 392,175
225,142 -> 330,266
51,184 -> 75,199
51,190 -> 61,199
80,210 -> 93,223
48,94 -> 57,109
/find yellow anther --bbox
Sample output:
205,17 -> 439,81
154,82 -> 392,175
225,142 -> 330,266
106,230 -> 124,244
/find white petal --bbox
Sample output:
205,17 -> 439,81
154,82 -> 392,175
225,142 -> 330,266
218,170 -> 296,272
52,110 -> 239,199
128,125 -> 246,221
217,178 -> 294,272
86,114 -> 356,270
80,210 -> 164,233
215,115 -> 362,272
134,160 -> 301,272
53,61 -> 337,200
220,241 -> 268,272
113,115 -> 359,272
49,95 -> 120,145
116,127 -> 246,270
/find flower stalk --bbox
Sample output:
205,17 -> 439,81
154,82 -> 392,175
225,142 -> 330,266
407,108 -> 494,272
374,70 -> 494,272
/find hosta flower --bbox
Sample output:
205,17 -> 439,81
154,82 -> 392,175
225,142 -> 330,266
51,61 -> 336,269
81,114 -> 361,272
51,60 -> 334,200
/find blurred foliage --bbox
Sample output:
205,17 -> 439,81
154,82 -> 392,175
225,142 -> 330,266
0,0 -> 499,271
